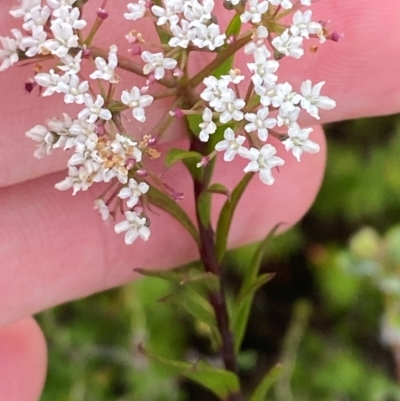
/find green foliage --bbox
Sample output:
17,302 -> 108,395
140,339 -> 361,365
39,114 -> 400,401
142,347 -> 240,400
215,173 -> 254,262
147,185 -> 200,245
231,225 -> 280,353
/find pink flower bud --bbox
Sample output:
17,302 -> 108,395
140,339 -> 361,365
146,74 -> 156,85
136,169 -> 148,177
328,31 -> 342,42
128,44 -> 142,55
24,78 -> 36,94
173,68 -> 183,78
95,124 -> 106,136
97,8 -> 108,19
126,158 -> 136,170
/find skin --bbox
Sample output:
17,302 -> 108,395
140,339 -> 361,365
0,1 -> 399,400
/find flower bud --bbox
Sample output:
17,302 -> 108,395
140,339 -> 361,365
97,8 -> 108,19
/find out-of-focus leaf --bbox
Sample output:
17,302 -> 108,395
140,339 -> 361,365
249,364 -> 283,401
147,186 -> 200,245
215,173 -> 254,263
232,225 -> 280,353
141,346 -> 240,400
135,266 -> 219,294
236,273 -> 275,304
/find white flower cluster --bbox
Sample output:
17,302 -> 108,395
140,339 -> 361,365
1,0 -> 155,244
194,1 -> 336,185
126,0 -> 226,51
0,0 -> 338,244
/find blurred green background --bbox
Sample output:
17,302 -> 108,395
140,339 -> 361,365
37,114 -> 400,401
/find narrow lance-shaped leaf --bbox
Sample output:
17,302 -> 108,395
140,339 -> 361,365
147,186 -> 200,246
215,173 -> 254,263
249,364 -> 284,401
232,224 -> 281,353
140,346 -> 241,400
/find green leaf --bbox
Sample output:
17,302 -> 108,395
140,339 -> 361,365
236,273 -> 275,304
249,364 -> 283,401
141,347 -> 241,400
232,224 -> 281,353
215,173 -> 254,263
212,13 -> 242,78
208,183 -> 230,198
186,114 -> 203,136
165,148 -> 203,168
146,186 -> 200,245
135,266 -> 219,294
134,263 -> 203,283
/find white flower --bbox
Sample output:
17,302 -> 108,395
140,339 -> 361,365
151,4 -> 179,26
54,5 -> 87,30
0,29 -> 23,71
22,5 -> 51,31
244,107 -> 276,141
9,0 -> 41,20
299,80 -> 336,119
199,107 -> 216,142
282,125 -> 320,161
121,86 -> 154,122
215,128 -> 247,162
78,94 -> 112,123
268,0 -> 293,9
45,19 -> 79,57
20,25 -> 47,57
277,106 -> 301,127
184,0 -> 214,26
58,74 -> 89,104
214,89 -> 245,124
125,0 -> 147,20
200,75 -> 230,109
243,144 -> 285,185
169,19 -> 196,48
47,0 -> 78,10
118,178 -> 150,208
244,26 -> 269,55
90,45 -> 119,83
34,69 -> 69,96
141,51 -> 177,80
271,30 -> 304,59
221,69 -> 245,85
55,165 -> 93,195
192,23 -> 225,51
58,51 -> 82,75
94,199 -> 110,220
240,0 -> 268,24
290,10 -> 323,39
25,124 -> 56,158
247,48 -> 279,86
114,211 -> 151,244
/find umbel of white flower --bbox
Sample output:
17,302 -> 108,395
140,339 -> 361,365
0,0 -> 337,245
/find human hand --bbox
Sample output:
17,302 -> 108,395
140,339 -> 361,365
0,1 -> 399,400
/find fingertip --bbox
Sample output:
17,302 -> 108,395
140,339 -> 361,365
0,317 -> 47,401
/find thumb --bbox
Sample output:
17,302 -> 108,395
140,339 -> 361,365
0,317 -> 47,401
